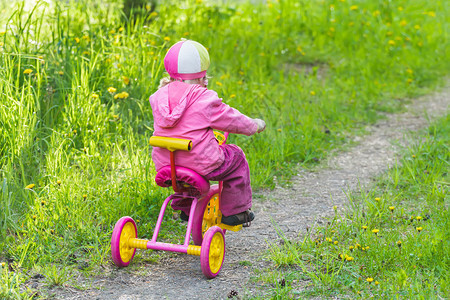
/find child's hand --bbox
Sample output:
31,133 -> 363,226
254,119 -> 266,133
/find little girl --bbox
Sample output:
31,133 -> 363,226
149,39 -> 265,226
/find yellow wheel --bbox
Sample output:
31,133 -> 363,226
111,217 -> 137,267
200,226 -> 225,278
192,185 -> 223,245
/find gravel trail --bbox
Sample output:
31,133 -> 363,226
55,83 -> 449,300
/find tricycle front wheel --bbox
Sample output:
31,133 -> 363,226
192,185 -> 223,245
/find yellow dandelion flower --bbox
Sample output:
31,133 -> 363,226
346,256 -> 354,261
406,68 -> 413,74
118,27 -> 124,32
375,281 -> 380,285
375,197 -> 381,201
114,91 -> 129,99
326,237 -> 332,242
58,71 -> 64,75
416,227 -> 423,232
25,184 -> 35,189
0,31 -> 5,36
23,69 -> 33,75
230,94 -> 236,98
164,36 -> 171,42
83,51 -> 90,56
397,240 -> 402,247
414,25 -> 420,30
32,215 -> 37,220
372,10 -> 380,17
412,154 -> 416,158
41,200 -> 46,206
150,12 -> 159,19
427,11 -> 436,17
92,93 -> 99,99
75,37 -> 80,43
237,80 -> 243,85
388,40 -> 396,46
362,226 -> 368,230
108,87 -> 117,94
416,216 -> 422,221
389,206 -> 395,212
367,277 -> 374,283
365,246 -> 370,250
68,225 -> 72,228
310,91 -> 316,96
122,76 -> 130,85
239,71 -> 245,76
407,78 -> 413,84
349,246 -> 354,251
183,32 -> 189,36
0,262 -> 5,267
113,114 -> 119,118
38,55 -> 43,60
83,194 -> 87,199
277,128 -> 282,132
109,29 -> 116,34
57,180 -> 61,185
350,5 -> 358,11
334,241 -> 338,245
106,58 -> 112,64
216,81 -> 223,86
372,229 -> 380,234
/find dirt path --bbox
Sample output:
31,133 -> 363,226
56,84 -> 449,300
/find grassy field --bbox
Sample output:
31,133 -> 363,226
263,115 -> 449,299
0,0 -> 448,298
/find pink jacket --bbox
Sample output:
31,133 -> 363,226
150,81 -> 258,175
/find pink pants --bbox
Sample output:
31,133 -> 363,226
204,144 -> 252,216
171,144 -> 252,217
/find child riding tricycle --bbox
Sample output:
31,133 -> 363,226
111,39 -> 265,278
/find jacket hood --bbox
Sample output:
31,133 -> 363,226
150,81 -> 204,128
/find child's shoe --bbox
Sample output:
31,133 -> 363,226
179,211 -> 189,222
221,210 -> 255,227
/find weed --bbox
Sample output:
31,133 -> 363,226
265,115 -> 450,298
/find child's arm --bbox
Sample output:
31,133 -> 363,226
208,96 -> 263,136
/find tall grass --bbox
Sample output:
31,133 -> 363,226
0,0 -> 448,296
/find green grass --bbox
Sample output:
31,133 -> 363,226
263,115 -> 449,299
0,0 -> 448,298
